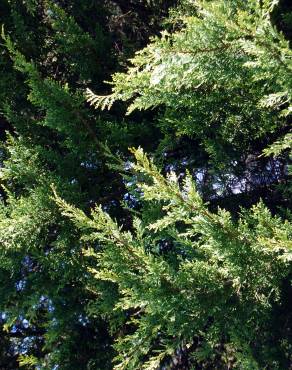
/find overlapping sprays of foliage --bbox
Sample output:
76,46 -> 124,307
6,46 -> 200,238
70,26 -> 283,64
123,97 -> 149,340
56,147 -> 292,369
0,0 -> 291,369
0,1 -> 173,368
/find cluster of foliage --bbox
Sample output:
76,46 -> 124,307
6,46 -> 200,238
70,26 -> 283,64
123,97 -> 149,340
56,147 -> 292,369
88,0 -> 292,195
0,0 -> 291,369
0,0 -> 173,368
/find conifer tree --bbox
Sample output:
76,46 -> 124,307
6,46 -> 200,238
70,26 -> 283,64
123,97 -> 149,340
0,0 -> 291,369
56,147 -> 292,369
77,0 -> 291,368
87,0 -> 292,203
0,1 -> 173,367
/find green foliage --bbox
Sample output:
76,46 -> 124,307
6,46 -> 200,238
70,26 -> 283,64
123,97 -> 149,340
0,0 -> 291,368
18,354 -> 38,368
263,132 -> 292,157
56,148 -> 292,369
87,0 -> 291,161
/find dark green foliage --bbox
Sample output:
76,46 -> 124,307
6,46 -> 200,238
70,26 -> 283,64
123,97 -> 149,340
0,0 -> 291,369
88,0 -> 292,201
0,1 -> 173,368
56,148 -> 292,369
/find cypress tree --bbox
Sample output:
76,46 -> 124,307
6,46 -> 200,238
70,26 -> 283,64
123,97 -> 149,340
0,1 -> 173,368
0,0 -> 291,369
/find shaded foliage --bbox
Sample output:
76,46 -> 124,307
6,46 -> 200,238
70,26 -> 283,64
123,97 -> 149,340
0,0 -> 291,369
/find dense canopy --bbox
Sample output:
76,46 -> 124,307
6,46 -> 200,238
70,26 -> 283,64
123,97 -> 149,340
0,0 -> 291,369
